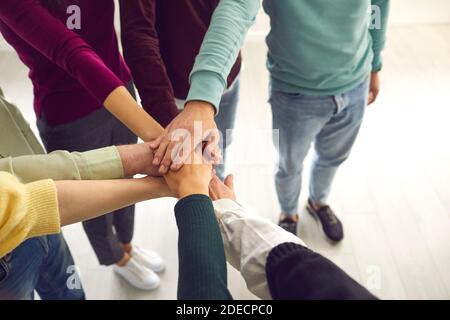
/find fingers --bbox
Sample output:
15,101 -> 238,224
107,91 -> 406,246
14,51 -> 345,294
209,185 -> 218,201
224,174 -> 234,191
152,137 -> 170,167
368,89 -> 379,105
208,175 -> 222,200
149,132 -> 164,150
203,142 -> 222,166
367,92 -> 374,105
203,129 -> 222,166
170,137 -> 199,171
159,141 -> 182,174
153,117 -> 220,172
159,133 -> 215,173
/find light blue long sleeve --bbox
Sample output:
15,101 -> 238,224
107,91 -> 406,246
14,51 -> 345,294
186,0 -> 260,113
370,0 -> 390,71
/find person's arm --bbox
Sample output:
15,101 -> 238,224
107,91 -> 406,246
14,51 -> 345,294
119,0 -> 179,127
0,147 -> 122,183
370,0 -> 390,72
266,243 -> 378,300
0,172 -> 59,258
0,143 -> 161,183
210,176 -> 376,300
174,195 -> 232,300
187,0 -> 259,111
0,0 -> 163,142
368,0 -> 390,105
150,0 -> 260,173
56,176 -> 171,226
0,171 -> 171,258
103,86 -> 164,142
166,151 -> 232,300
213,198 -> 304,300
209,175 -> 304,299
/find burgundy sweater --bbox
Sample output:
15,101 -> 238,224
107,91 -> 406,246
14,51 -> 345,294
0,0 -> 130,125
120,0 -> 242,127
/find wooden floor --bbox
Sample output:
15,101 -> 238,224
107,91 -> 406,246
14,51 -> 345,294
1,24 -> 450,300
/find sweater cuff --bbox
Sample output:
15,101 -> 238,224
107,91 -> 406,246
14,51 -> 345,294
372,52 -> 383,72
187,71 -> 226,115
25,179 -> 61,239
266,242 -> 308,274
73,146 -> 124,180
175,194 -> 213,219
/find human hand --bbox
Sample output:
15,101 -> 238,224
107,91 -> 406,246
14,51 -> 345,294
209,174 -> 237,201
117,143 -> 160,177
149,101 -> 220,175
164,146 -> 213,199
141,176 -> 175,198
368,72 -> 380,105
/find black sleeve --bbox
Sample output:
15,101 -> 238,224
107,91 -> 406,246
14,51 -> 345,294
266,242 -> 378,300
174,194 -> 232,300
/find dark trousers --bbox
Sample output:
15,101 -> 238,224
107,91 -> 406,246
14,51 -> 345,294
37,84 -> 138,265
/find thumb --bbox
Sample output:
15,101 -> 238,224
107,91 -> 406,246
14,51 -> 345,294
368,91 -> 374,105
149,133 -> 164,149
224,174 -> 234,191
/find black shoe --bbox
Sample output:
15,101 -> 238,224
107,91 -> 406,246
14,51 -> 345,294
278,213 -> 299,235
306,199 -> 344,242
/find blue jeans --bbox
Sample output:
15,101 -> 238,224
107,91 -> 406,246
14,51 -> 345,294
0,234 -> 85,300
215,77 -> 240,180
270,79 -> 369,215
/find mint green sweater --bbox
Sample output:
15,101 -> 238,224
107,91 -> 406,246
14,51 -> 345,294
186,1 -> 389,111
264,0 -> 390,95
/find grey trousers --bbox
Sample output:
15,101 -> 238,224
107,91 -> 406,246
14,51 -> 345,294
37,84 -> 137,266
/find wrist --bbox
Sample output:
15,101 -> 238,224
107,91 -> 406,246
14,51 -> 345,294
147,177 -> 174,199
185,101 -> 215,118
177,181 -> 209,199
118,144 -> 151,177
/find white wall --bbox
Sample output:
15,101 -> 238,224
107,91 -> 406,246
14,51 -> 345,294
391,0 -> 450,25
1,0 -> 450,51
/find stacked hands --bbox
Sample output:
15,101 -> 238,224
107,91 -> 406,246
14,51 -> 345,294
120,139 -> 232,203
117,68 -> 382,201
119,100 -> 229,201
118,73 -> 383,199
149,101 -> 221,175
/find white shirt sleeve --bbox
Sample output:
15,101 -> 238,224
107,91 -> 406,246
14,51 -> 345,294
213,199 -> 306,300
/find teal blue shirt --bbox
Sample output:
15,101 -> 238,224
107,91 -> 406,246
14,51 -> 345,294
264,0 -> 390,96
185,0 -> 389,110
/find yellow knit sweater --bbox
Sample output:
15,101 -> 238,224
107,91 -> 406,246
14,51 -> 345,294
0,172 -> 60,257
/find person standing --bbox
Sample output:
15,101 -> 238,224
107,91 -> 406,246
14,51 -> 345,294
264,0 -> 390,240
0,86 -> 168,299
120,0 -> 260,179
0,0 -> 166,290
120,0 -> 258,178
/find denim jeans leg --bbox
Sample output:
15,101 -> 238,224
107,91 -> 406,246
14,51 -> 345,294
36,234 -> 85,300
270,90 -> 334,215
214,78 -> 240,180
0,238 -> 46,300
309,79 -> 369,204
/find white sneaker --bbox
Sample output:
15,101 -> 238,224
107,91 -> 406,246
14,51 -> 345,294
113,257 -> 160,290
131,246 -> 166,273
